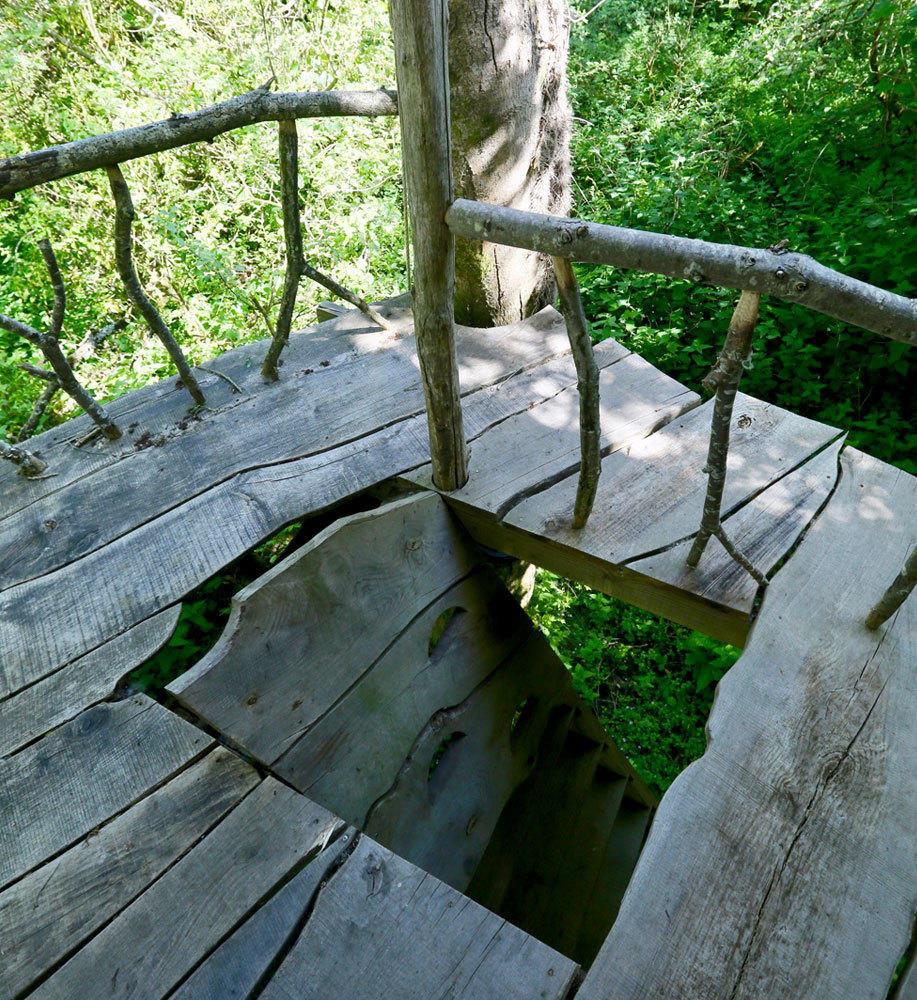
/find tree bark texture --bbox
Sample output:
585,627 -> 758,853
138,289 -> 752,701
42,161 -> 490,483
686,291 -> 761,571
262,121 -> 304,382
0,88 -> 397,199
106,166 -> 205,405
553,257 -> 600,528
390,0 -> 468,490
0,439 -> 48,477
449,0 -> 572,326
865,544 -> 917,630
446,199 -> 917,344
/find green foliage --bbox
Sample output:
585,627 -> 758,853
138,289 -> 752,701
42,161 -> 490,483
568,0 -> 916,472
1,0 -> 403,436
527,571 -> 740,793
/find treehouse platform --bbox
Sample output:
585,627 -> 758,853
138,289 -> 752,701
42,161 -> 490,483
1,299 -> 914,1000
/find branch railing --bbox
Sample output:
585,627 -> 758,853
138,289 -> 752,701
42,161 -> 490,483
1,60 -> 914,627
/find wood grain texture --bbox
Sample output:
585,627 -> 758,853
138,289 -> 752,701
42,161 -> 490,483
0,315 -> 574,695
447,394 -> 838,644
169,831 -> 352,1000
169,493 -> 482,764
0,306 -> 565,591
0,747 -> 257,998
628,436 -> 845,614
0,694 -> 211,890
0,605 -> 180,757
29,778 -> 344,1000
578,447 -> 917,1000
258,833 -> 580,1000
406,342 -> 697,515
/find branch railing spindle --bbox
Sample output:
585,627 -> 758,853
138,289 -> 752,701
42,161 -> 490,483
106,165 -> 205,406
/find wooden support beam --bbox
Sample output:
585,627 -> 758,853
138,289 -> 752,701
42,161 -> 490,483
389,0 -> 468,491
0,87 -> 398,198
446,198 -> 917,345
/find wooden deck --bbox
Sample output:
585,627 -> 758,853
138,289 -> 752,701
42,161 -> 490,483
1,299 -> 914,999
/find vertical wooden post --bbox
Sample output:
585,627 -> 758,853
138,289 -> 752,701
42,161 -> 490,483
389,0 -> 468,490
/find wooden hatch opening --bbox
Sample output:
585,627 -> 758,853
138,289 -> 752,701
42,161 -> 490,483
166,489 -> 659,970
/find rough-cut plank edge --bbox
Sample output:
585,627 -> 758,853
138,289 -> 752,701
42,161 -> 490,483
446,198 -> 917,344
168,826 -> 355,1000
168,492 -> 483,765
0,88 -> 398,197
0,297 -> 415,523
0,604 -> 181,757
25,777 -> 346,1000
577,447 -> 917,1000
0,335 -> 579,693
0,747 -> 259,1000
625,436 -> 847,620
0,306 -> 570,592
259,831 -> 581,1000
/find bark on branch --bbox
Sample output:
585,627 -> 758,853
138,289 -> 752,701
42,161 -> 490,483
0,438 -> 48,477
262,120 -> 304,382
390,0 -> 468,490
553,257 -> 601,528
865,545 -> 917,630
686,291 -> 764,580
0,88 -> 398,198
16,317 -> 126,441
0,241 -> 121,440
106,165 -> 205,405
445,199 -> 917,345
300,261 -> 394,331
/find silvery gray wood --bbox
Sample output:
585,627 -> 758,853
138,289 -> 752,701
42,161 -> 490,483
0,302 -> 411,520
0,322 -> 576,696
452,394 -> 838,644
0,747 -> 257,998
0,605 -> 180,757
169,493 -> 483,764
628,435 -> 845,614
446,198 -> 917,345
0,88 -> 398,197
406,344 -> 698,515
29,778 -> 344,1000
0,306 -> 567,590
258,833 -> 580,1000
169,831 -> 352,1000
578,448 -> 916,1000
0,694 -> 211,890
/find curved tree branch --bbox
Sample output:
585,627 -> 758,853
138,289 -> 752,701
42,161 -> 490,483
0,88 -> 398,198
106,165 -> 205,405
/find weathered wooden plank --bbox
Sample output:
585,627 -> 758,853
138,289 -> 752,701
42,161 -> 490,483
0,747 -> 257,998
274,569 -> 532,825
29,778 -> 345,1000
0,694 -> 211,889
258,833 -> 580,1000
578,448 -> 917,1000
169,493 -> 482,764
170,831 -> 352,1000
406,346 -> 699,514
0,300 -> 412,523
628,436 -> 845,615
452,394 -> 838,644
0,605 -> 180,757
0,307 -> 566,591
0,334 -> 584,696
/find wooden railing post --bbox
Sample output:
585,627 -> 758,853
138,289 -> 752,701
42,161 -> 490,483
389,0 -> 468,490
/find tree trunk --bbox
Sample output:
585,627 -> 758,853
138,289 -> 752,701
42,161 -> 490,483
448,0 -> 571,326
